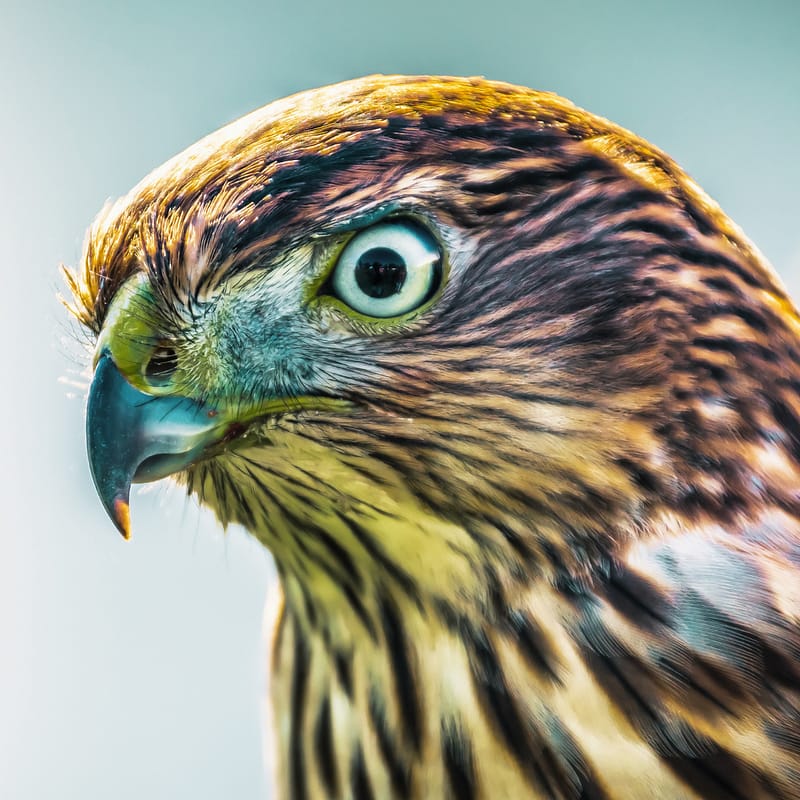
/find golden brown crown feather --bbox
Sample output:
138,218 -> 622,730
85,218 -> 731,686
65,74 -> 787,333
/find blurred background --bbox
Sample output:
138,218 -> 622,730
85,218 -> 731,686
2,0 -> 799,797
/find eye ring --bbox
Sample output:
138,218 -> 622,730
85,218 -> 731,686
327,219 -> 442,318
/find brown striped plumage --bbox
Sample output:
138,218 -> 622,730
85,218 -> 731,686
70,75 -> 800,798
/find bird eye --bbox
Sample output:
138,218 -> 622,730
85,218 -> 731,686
329,220 -> 442,318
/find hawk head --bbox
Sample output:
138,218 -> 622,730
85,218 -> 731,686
69,76 -> 791,580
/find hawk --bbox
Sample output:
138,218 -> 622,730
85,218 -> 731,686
66,75 -> 800,799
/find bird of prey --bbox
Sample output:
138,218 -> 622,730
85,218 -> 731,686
66,75 -> 800,799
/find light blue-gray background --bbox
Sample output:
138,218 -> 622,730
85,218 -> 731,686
2,0 -> 799,797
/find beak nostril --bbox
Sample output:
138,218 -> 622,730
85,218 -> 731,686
145,345 -> 178,385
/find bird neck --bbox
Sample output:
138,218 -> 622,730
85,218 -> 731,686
254,453 -> 583,798
267,550 -> 704,800
268,570 -> 564,799
187,436 -> 677,796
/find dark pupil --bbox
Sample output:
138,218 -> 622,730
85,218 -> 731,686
354,247 -> 407,298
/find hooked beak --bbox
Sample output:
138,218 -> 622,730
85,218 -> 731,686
86,353 -> 225,539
